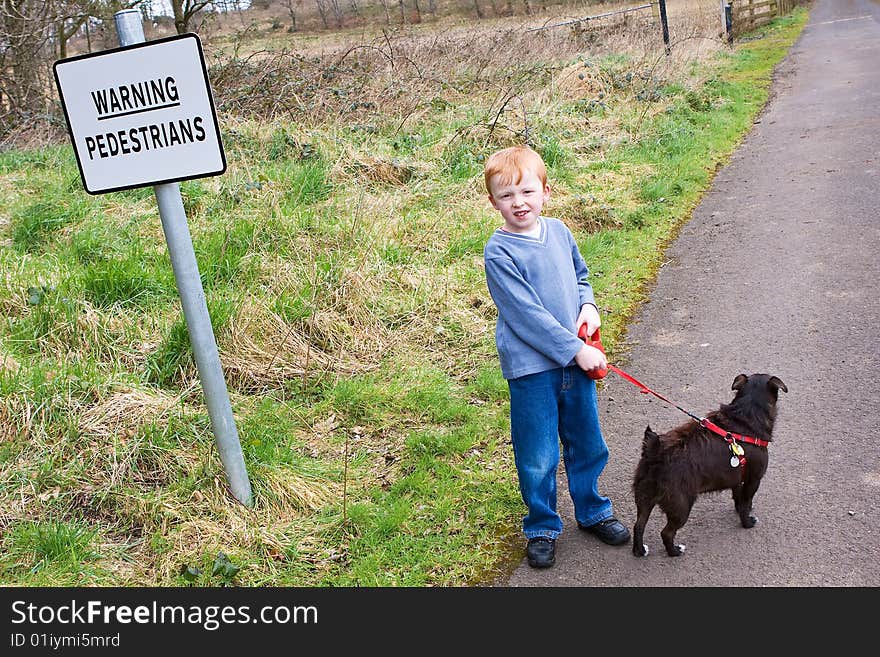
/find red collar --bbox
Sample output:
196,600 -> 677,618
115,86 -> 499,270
700,417 -> 761,478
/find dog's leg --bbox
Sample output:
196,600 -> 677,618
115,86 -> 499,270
632,492 -> 654,557
733,479 -> 762,528
659,494 -> 694,557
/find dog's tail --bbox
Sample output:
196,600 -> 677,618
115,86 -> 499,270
641,425 -> 661,458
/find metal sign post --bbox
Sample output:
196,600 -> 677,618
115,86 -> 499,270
55,9 -> 253,507
115,10 -> 252,507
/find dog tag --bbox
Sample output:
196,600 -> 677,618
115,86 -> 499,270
732,443 -> 744,456
730,455 -> 740,468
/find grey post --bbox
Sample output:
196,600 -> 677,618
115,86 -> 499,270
114,9 -> 253,507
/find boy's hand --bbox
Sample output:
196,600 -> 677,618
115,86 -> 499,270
575,343 -> 607,374
576,303 -> 601,338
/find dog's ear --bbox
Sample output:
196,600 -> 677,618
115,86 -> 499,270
732,374 -> 749,391
768,376 -> 788,394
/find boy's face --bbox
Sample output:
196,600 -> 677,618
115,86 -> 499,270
487,169 -> 550,234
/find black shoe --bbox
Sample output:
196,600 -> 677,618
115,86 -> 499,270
579,517 -> 631,546
526,537 -> 556,568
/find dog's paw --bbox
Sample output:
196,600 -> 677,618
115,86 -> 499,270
633,543 -> 649,557
667,543 -> 686,557
742,515 -> 758,528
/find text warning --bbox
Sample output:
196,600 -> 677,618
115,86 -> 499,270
54,33 -> 226,195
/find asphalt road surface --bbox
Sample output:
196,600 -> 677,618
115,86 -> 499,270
502,0 -> 880,587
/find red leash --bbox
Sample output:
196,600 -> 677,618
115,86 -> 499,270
578,327 -> 767,470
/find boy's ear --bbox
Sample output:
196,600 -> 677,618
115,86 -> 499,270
487,194 -> 499,211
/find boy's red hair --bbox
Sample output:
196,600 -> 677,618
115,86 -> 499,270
483,146 -> 547,194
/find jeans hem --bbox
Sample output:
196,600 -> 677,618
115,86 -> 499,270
524,530 -> 560,540
577,509 -> 614,527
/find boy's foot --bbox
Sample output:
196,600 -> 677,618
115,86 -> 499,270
578,517 -> 630,545
526,537 -> 556,568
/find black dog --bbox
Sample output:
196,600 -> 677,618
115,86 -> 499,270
632,373 -> 788,557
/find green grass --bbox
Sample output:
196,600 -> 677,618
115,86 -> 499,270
1,520 -> 104,585
78,239 -> 177,308
11,196 -> 93,252
0,9 -> 808,586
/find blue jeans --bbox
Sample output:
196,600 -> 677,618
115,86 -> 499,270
508,366 -> 612,539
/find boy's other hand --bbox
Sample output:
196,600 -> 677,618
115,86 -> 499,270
575,344 -> 607,374
577,303 -> 601,338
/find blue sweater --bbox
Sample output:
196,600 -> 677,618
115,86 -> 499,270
483,217 -> 596,380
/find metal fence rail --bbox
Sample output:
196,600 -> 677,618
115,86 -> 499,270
526,3 -> 655,32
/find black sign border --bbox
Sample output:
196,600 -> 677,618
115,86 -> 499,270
53,32 -> 227,196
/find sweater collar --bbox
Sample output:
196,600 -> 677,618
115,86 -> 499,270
496,217 -> 546,243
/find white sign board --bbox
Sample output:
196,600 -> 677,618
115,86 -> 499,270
54,33 -> 226,195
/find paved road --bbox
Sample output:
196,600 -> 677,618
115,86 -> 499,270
502,0 -> 880,586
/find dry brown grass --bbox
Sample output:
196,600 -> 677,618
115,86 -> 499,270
1,1 -> 727,149
206,1 -> 727,129
0,372 -> 344,584
78,387 -> 190,439
338,155 -> 420,186
219,299 -> 371,391
0,349 -> 18,374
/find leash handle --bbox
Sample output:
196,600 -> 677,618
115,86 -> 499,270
577,325 -> 608,380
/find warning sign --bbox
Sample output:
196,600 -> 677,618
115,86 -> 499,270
54,33 -> 226,195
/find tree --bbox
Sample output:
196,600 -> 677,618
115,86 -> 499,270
283,0 -> 302,32
169,0 -> 213,35
0,0 -> 142,140
314,0 -> 329,29
328,0 -> 342,27
53,1 -> 122,58
1,0 -> 49,119
378,0 -> 390,24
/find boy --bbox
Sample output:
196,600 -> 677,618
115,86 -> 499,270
482,145 -> 629,568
